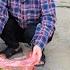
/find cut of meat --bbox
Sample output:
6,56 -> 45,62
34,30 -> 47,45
0,52 -> 38,70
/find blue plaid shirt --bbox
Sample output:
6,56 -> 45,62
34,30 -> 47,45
0,0 -> 56,49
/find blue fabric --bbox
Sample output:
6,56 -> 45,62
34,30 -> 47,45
0,0 -> 56,49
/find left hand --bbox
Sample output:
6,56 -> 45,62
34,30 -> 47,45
32,45 -> 42,64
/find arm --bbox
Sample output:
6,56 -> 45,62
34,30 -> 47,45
0,0 -> 9,34
31,0 -> 56,49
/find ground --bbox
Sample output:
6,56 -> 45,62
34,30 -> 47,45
0,0 -> 70,70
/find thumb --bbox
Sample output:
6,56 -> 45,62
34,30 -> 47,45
32,46 -> 37,58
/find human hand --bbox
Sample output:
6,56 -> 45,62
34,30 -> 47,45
32,45 -> 42,64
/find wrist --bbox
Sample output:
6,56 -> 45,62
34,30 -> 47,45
34,45 -> 43,51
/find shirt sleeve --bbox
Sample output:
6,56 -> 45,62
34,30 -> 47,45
0,0 -> 9,33
31,0 -> 56,49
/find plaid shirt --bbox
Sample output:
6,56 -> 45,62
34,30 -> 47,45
0,0 -> 56,49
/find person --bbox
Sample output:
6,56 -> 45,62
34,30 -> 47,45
0,0 -> 56,66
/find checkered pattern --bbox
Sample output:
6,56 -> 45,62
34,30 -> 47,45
0,0 -> 56,49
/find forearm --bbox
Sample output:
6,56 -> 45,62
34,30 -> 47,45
31,0 -> 56,49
